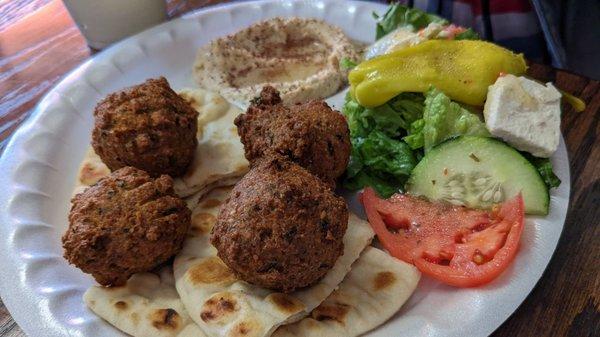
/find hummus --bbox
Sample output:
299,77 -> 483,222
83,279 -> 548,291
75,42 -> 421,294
193,17 -> 361,108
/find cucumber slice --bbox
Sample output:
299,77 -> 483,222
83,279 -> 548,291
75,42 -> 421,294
406,136 -> 549,215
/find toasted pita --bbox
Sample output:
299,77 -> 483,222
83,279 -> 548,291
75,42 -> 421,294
84,190 -> 417,337
273,246 -> 420,337
73,88 -> 249,198
173,187 -> 375,337
84,249 -> 418,337
84,266 -> 202,337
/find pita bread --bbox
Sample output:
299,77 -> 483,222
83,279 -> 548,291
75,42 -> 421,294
175,324 -> 207,337
74,88 -> 249,198
84,266 -> 202,337
83,189 -> 418,337
73,147 -> 111,196
272,246 -> 420,337
174,88 -> 249,197
173,187 -> 375,337
84,249 -> 418,337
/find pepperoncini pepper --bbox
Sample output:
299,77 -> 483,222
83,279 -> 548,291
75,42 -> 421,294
349,40 -> 527,107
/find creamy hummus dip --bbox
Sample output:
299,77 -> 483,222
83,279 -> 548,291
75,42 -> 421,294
193,17 -> 361,108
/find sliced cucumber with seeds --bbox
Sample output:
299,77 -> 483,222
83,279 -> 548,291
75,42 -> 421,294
406,136 -> 549,215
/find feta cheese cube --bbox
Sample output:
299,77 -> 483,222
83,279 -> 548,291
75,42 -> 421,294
483,74 -> 562,158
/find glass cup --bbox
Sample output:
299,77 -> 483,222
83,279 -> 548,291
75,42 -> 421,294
62,0 -> 167,50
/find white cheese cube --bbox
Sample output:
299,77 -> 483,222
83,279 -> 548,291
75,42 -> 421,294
483,74 -> 562,158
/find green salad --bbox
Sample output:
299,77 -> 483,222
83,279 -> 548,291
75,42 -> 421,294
342,4 -> 560,198
373,3 -> 478,40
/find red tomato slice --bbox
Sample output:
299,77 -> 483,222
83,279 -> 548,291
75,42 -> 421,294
361,187 -> 524,287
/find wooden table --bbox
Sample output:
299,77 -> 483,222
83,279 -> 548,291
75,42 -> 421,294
0,1 -> 598,336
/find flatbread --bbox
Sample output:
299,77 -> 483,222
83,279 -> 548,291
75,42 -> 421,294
73,147 -> 111,196
75,87 -> 417,337
74,88 -> 249,198
272,246 -> 421,337
84,249 -> 418,337
84,189 -> 418,337
174,88 -> 249,197
173,187 -> 375,337
84,266 -> 202,337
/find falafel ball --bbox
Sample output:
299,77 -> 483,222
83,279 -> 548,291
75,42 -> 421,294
210,155 -> 348,292
92,77 -> 198,177
234,86 -> 351,187
63,166 -> 191,286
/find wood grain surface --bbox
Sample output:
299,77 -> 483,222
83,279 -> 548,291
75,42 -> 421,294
0,1 -> 598,336
492,64 -> 600,337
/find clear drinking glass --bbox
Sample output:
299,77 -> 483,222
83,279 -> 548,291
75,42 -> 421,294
62,0 -> 167,50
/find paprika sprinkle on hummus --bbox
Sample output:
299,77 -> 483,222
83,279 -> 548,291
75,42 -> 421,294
193,17 -> 361,108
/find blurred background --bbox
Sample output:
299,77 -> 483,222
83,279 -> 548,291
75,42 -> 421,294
0,0 -> 598,152
391,0 -> 600,80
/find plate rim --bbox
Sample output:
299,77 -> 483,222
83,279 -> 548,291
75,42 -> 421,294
0,1 -> 571,336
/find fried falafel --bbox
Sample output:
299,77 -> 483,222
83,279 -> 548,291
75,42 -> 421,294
63,166 -> 191,286
234,86 -> 351,187
92,77 -> 198,177
210,155 -> 348,292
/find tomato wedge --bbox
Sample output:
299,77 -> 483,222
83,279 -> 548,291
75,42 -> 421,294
361,187 -> 524,287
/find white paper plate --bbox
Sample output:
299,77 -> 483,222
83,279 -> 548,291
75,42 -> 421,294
0,1 -> 570,336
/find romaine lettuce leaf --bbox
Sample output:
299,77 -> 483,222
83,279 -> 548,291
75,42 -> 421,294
375,4 -> 447,39
403,119 -> 425,149
343,92 -> 424,139
344,170 -> 406,198
343,92 -> 422,197
359,130 -> 417,177
407,87 -> 490,152
387,92 -> 425,125
343,130 -> 417,197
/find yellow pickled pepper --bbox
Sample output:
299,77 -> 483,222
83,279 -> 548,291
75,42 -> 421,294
349,40 -> 527,107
